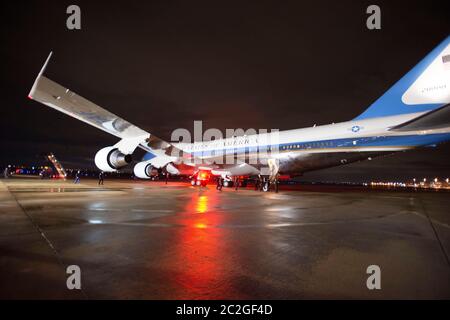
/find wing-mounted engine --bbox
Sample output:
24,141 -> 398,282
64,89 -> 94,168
134,156 -> 181,179
94,146 -> 132,172
133,160 -> 156,178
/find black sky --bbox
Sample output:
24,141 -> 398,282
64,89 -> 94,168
1,0 -> 449,181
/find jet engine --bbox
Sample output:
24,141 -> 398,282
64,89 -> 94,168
134,159 -> 180,179
133,160 -> 155,179
165,163 -> 180,175
94,146 -> 132,172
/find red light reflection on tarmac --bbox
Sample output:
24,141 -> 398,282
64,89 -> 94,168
171,189 -> 231,299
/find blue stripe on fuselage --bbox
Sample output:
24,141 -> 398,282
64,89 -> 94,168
186,133 -> 450,157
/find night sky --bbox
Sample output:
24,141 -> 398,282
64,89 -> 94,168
1,0 -> 449,182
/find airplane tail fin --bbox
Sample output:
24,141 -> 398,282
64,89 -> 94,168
354,36 -> 450,120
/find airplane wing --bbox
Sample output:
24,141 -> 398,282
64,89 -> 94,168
28,52 -> 190,159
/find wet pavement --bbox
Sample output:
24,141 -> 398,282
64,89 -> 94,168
0,177 -> 449,299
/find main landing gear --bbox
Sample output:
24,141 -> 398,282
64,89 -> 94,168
259,176 -> 279,193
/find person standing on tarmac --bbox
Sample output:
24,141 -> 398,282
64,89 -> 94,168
74,170 -> 81,184
216,176 -> 223,191
234,176 -> 239,190
255,175 -> 261,191
98,171 -> 104,185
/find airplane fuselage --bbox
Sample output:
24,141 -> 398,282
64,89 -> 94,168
174,112 -> 450,175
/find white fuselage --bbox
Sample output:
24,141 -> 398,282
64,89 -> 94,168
169,111 -> 450,176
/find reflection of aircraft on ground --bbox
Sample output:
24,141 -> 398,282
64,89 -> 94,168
28,37 -> 450,191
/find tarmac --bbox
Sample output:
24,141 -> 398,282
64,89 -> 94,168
0,177 -> 449,299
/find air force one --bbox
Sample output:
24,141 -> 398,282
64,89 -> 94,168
28,36 -> 450,189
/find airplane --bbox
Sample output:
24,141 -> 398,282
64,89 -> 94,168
28,36 -> 450,191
